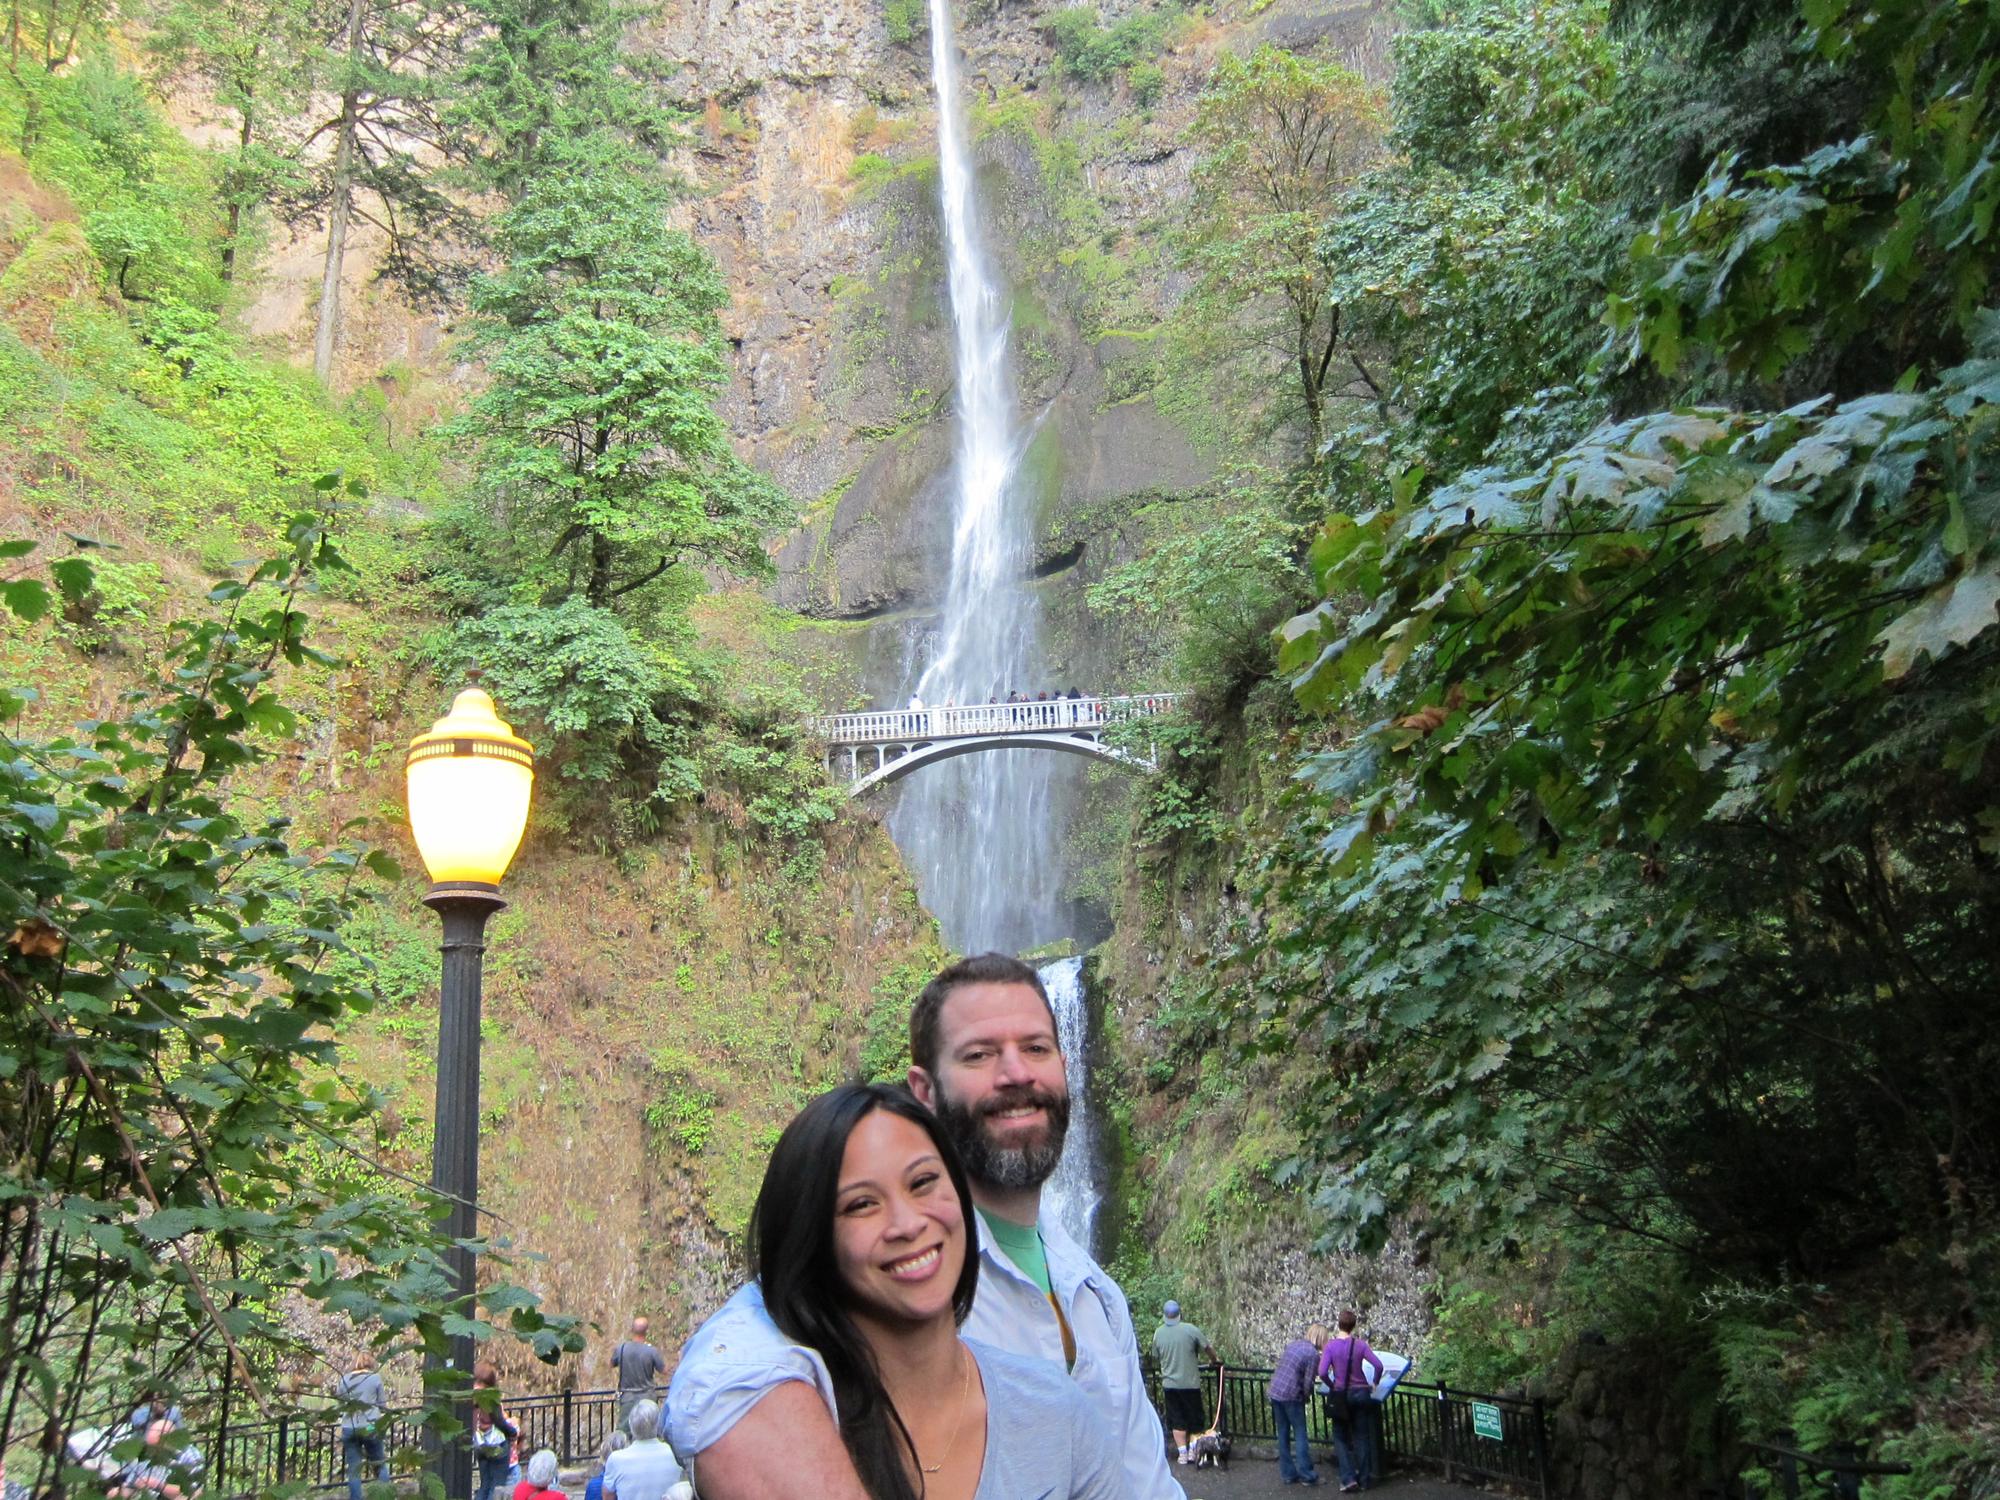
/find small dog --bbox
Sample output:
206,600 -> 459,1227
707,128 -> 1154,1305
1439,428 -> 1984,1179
1186,1428 -> 1231,1470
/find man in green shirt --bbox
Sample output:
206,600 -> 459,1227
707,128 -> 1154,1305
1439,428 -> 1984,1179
1151,1300 -> 1216,1465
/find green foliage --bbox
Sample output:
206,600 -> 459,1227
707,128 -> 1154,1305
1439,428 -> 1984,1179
1047,5 -> 1172,84
1108,5 -> 2000,1479
451,0 -> 677,198
288,0 -> 472,322
858,959 -> 935,1080
1612,0 -> 2000,395
433,597 -> 685,783
1086,479 -> 1314,696
1127,61 -> 1164,108
4,54 -> 226,307
645,1050 -> 716,1153
325,894 -> 442,1010
145,0 -> 316,279
1272,365 -> 2000,1269
0,518 -> 581,1482
1320,1 -> 1630,466
1422,1285 -> 1559,1392
1172,46 -> 1387,451
882,0 -> 925,45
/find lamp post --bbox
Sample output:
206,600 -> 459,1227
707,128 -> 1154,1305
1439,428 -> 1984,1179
405,682 -> 534,1500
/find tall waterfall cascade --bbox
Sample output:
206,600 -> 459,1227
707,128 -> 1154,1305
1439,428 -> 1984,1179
885,0 -> 1076,958
885,0 -> 1104,1250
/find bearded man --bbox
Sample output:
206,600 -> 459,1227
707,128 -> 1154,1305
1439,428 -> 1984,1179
667,952 -> 1183,1499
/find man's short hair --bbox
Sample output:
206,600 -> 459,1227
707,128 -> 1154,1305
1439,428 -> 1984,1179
909,953 -> 1056,1076
627,1400 -> 661,1441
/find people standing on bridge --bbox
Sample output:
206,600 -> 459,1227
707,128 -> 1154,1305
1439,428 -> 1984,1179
610,1316 -> 668,1430
1151,1301 -> 1217,1465
1317,1310 -> 1383,1492
1269,1324 -> 1326,1486
667,952 -> 1186,1500
905,693 -> 927,736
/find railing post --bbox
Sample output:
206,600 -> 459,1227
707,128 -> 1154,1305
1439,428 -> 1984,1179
1437,1385 -> 1452,1483
562,1389 -> 574,1465
1532,1397 -> 1551,1500
275,1416 -> 290,1486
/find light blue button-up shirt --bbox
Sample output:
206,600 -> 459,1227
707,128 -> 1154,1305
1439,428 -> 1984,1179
667,1211 -> 1183,1499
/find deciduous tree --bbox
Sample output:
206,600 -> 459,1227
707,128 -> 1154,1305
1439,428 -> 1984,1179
1175,46 -> 1387,454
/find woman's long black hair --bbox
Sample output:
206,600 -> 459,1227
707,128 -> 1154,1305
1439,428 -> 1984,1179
746,1082 -> 981,1500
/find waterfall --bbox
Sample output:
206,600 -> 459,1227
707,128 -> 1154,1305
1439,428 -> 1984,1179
886,0 -> 1075,956
1039,956 -> 1101,1249
886,0 -> 1103,1251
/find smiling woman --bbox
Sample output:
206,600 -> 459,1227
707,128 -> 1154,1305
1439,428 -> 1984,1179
745,1084 -> 1123,1500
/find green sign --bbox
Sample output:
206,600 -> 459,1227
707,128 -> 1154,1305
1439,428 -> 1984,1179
1471,1402 -> 1505,1442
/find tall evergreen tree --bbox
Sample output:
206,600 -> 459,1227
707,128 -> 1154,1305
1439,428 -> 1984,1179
451,132 -> 786,610
451,0 -> 668,197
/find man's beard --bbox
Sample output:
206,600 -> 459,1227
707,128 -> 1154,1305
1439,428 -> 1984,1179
934,1081 -> 1071,1192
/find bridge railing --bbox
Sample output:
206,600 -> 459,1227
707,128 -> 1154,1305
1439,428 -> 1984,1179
811,692 -> 1181,745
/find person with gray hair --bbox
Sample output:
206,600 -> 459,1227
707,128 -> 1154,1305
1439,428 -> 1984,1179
601,1402 -> 682,1500
513,1450 -> 562,1500
584,1431 -> 629,1500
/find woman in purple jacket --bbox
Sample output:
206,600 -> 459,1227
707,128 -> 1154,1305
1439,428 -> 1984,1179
1315,1310 -> 1384,1492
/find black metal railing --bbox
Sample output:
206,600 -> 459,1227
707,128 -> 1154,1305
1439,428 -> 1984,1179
210,1389 -> 627,1496
1152,1362 -> 1553,1498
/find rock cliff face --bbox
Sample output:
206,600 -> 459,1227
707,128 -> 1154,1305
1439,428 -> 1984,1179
647,0 -> 1397,679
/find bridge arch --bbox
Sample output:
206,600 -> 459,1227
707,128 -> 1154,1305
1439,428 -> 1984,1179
845,730 -> 1153,796
812,694 -> 1180,799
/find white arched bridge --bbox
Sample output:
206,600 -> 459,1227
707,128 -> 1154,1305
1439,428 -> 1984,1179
811,693 -> 1183,796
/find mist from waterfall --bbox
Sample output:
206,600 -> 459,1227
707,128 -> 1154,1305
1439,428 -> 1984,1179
886,0 -> 1075,955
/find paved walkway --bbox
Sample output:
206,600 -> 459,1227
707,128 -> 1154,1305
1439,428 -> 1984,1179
1173,1456 -> 1507,1500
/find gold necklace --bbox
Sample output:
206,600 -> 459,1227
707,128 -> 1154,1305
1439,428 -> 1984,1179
918,1343 -> 974,1475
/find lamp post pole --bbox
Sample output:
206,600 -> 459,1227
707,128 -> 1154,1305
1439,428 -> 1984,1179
406,680 -> 534,1500
425,883 -> 506,1500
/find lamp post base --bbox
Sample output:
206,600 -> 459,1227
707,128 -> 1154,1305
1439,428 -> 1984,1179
423,884 -> 506,1500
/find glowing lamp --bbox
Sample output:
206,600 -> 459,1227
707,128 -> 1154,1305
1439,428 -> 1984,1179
405,685 -> 534,888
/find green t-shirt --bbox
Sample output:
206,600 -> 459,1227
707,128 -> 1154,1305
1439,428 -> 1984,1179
1152,1320 -> 1207,1389
977,1207 -> 1051,1294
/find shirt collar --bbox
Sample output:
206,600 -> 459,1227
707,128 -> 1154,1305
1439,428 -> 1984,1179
974,1200 -> 1097,1296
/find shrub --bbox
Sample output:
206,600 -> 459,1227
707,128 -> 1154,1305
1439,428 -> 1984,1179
884,0 -> 926,44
